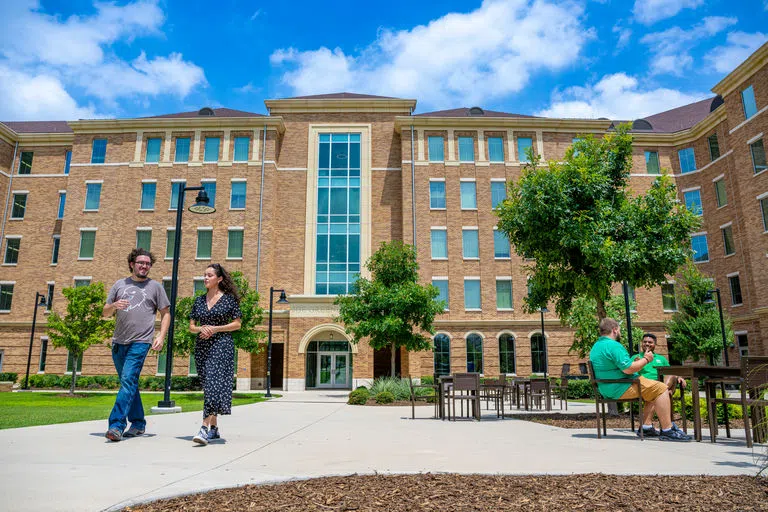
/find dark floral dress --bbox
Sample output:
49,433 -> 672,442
190,293 -> 242,417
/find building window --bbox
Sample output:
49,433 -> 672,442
79,230 -> 96,259
91,139 -> 107,164
494,230 -> 510,259
737,334 -> 749,358
499,333 -> 515,374
714,179 -> 727,208
64,151 -> 71,175
751,139 -> 767,174
488,136 -> 504,162
18,152 -> 33,174
678,147 -> 696,174
683,189 -> 703,216
464,279 -> 481,310
428,136 -> 444,161
496,279 -> 513,310
661,283 -> 677,312
11,193 -> 27,219
57,192 -> 66,219
74,278 -> 91,287
460,181 -> 477,209
66,351 -> 83,374
466,333 -> 483,373
38,338 -> 48,372
491,181 -> 506,208
84,183 -> 102,211
140,182 -> 156,210
193,278 -> 206,295
196,229 -> 212,259
707,134 -> 720,161
227,229 -> 243,259
202,181 -> 216,208
175,137 -> 190,162
429,180 -> 446,209
204,137 -> 220,162
315,133 -> 361,295
431,229 -> 447,259
136,229 -> 152,251
233,136 -> 250,162
531,334 -> 547,374
157,350 -> 167,375
4,238 -> 20,265
761,198 -> 768,232
145,138 -> 161,163
644,151 -> 660,174
165,229 -> 175,259
517,137 -> 533,163
458,136 -> 474,161
729,275 -> 743,305
432,279 -> 449,310
462,229 -> 479,259
691,234 -> 709,263
170,181 -> 186,210
46,283 -> 54,312
433,333 -> 450,377
51,236 -> 60,265
230,181 -> 247,209
722,225 -> 735,256
742,85 -> 758,120
0,283 -> 13,311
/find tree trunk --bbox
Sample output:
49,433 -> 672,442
390,341 -> 397,378
596,296 -> 607,321
69,355 -> 78,396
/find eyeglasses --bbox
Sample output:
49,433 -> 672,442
135,261 -> 152,267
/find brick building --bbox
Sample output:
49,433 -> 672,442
0,43 -> 766,391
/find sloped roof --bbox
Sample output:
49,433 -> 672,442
142,107 -> 263,119
1,121 -> 72,133
415,107 -> 536,118
637,97 -> 716,133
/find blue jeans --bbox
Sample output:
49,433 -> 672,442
108,343 -> 151,432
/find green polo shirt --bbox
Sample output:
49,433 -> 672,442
589,336 -> 636,399
633,352 -> 669,381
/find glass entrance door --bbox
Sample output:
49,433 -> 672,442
317,352 -> 350,388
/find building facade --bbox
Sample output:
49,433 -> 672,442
0,43 -> 766,390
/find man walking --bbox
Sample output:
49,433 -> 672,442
103,249 -> 170,442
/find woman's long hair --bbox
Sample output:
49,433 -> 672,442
208,263 -> 240,302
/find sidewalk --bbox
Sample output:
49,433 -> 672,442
0,393 -> 764,512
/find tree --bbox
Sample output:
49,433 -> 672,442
335,241 -> 445,377
46,283 -> 115,395
666,263 -> 733,363
496,124 -> 698,324
564,294 -> 643,358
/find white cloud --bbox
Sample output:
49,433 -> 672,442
612,23 -> 632,52
632,0 -> 704,25
0,65 -> 97,120
640,16 -> 737,75
535,72 -> 707,119
270,0 -> 594,109
250,9 -> 262,21
705,31 -> 768,73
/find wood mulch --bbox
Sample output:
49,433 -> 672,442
124,474 -> 768,511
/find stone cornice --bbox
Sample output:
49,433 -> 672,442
265,98 -> 416,114
0,123 -> 18,145
712,41 -> 768,98
67,116 -> 285,134
394,116 -> 613,133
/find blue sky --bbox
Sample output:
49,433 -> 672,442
0,0 -> 766,121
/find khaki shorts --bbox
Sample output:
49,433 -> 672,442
619,376 -> 668,403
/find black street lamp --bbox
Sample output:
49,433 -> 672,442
705,289 -> 729,366
156,186 -> 215,410
265,287 -> 288,398
23,292 -> 47,390
622,281 -> 635,355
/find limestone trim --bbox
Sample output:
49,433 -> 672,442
394,117 -> 612,132
265,98 -> 416,114
67,117 -> 285,134
712,41 -> 768,97
298,323 -> 357,354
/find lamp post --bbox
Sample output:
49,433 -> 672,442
156,186 -> 215,410
622,281 -> 635,355
265,287 -> 288,398
705,289 -> 729,366
23,292 -> 47,390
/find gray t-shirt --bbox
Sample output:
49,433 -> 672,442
107,278 -> 170,344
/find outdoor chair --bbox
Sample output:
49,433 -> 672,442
409,375 -> 439,419
587,361 -> 644,439
528,378 -> 549,410
706,356 -> 768,448
481,376 -> 506,418
448,372 -> 481,421
549,363 -> 570,410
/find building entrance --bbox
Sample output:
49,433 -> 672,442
305,340 -> 352,389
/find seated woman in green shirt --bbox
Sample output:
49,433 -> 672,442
633,333 -> 686,396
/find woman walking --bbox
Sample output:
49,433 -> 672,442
190,263 -> 241,445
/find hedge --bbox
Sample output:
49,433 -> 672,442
22,374 -> 237,391
0,372 -> 18,383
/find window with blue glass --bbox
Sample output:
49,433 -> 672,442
64,151 -> 71,175
678,147 -> 696,174
517,137 -> 533,163
462,229 -> 479,259
433,334 -> 450,377
230,181 -> 246,209
175,137 -> 190,162
170,181 -> 186,210
428,136 -> 444,161
145,138 -> 161,163
432,279 -> 449,310
202,181 -> 216,208
84,183 -> 101,210
91,139 -> 107,164
494,230 -> 510,258
460,181 -> 477,209
315,133 -> 361,295
683,189 -> 703,216
488,137 -> 504,162
458,136 -> 474,161
491,181 -> 506,208
57,192 -> 66,219
429,180 -> 446,209
464,279 -> 481,310
431,229 -> 447,259
140,182 -> 156,210
644,151 -> 660,174
204,137 -> 220,162
691,234 -> 709,262
742,85 -> 758,119
233,137 -> 250,162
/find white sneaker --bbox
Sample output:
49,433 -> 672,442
193,426 -> 209,445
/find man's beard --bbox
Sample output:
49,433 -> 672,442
615,333 -> 622,342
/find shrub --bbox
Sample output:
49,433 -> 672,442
420,375 -> 434,386
565,379 -> 594,399
348,388 -> 370,405
674,394 -> 742,424
370,376 -> 411,400
374,391 -> 395,404
0,372 -> 18,383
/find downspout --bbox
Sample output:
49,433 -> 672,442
255,125 -> 268,290
0,141 -> 19,254
410,125 -> 416,247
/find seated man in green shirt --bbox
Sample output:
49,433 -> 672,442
589,318 -> 690,441
633,333 -> 685,395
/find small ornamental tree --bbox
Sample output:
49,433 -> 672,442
46,283 -> 115,395
335,241 -> 445,377
564,294 -> 643,358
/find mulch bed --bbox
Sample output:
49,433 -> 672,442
124,474 -> 768,511
508,412 -> 746,429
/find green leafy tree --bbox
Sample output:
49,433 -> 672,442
46,283 -> 115,395
564,294 -> 643,358
496,124 -> 698,325
666,263 -> 733,363
335,241 -> 445,377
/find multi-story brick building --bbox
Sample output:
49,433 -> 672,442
0,43 -> 766,391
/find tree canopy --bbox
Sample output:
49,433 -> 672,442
563,294 -> 643,358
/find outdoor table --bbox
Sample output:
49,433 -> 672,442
659,365 -> 740,442
480,382 -> 506,418
512,378 -> 530,410
437,375 -> 453,420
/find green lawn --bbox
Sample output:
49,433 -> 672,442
0,392 -> 268,429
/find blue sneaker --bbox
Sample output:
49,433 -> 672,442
193,425 -> 209,445
208,426 -> 220,440
659,428 -> 692,442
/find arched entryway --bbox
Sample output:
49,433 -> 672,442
299,325 -> 356,389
